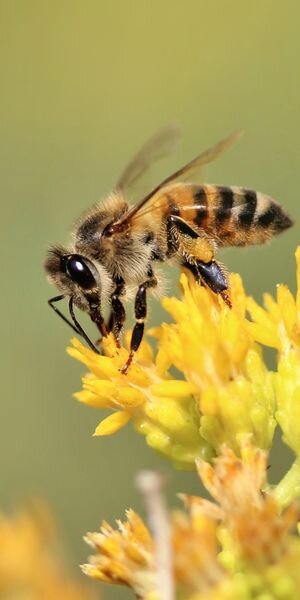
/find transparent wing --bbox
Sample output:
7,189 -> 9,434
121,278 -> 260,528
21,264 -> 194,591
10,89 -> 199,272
114,130 -> 242,229
116,124 -> 181,192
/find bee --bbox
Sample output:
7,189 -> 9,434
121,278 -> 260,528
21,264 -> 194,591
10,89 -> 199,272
45,127 -> 293,373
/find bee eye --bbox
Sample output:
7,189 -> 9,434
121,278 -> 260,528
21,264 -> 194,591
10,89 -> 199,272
65,255 -> 96,289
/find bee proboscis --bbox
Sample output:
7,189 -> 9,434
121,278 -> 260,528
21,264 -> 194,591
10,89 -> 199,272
45,127 -> 293,373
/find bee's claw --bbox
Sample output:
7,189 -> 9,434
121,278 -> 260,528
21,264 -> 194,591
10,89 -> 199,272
119,351 -> 134,375
221,291 -> 232,309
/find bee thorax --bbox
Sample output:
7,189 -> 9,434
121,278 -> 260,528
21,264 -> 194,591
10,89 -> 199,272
101,231 -> 155,284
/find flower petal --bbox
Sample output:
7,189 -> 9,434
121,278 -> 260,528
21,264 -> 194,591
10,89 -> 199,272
93,411 -> 131,436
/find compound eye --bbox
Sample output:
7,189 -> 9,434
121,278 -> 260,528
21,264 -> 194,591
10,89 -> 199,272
65,255 -> 96,289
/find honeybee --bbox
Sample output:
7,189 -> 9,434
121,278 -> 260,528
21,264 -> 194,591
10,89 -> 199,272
45,127 -> 293,373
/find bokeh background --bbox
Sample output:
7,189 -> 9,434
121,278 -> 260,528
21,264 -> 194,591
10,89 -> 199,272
1,1 -> 299,598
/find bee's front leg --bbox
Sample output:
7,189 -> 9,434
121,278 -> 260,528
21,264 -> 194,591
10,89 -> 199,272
120,269 -> 157,375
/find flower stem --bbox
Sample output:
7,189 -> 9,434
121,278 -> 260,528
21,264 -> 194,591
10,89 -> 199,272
273,458 -> 300,507
136,471 -> 174,600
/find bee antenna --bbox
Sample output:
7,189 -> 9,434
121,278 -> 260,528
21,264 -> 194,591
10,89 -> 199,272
47,295 -> 101,353
48,294 -> 81,334
68,297 -> 101,354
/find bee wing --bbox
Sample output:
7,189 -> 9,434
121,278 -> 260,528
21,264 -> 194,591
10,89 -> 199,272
116,125 -> 181,192
115,131 -> 242,228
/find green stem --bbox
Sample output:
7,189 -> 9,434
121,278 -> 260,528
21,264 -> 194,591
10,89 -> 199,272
273,458 -> 300,507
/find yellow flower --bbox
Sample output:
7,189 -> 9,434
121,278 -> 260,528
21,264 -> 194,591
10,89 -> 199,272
68,332 -> 207,469
82,494 -> 228,598
69,270 -> 277,466
247,248 -> 300,461
74,247 -> 300,596
247,248 -> 300,355
69,246 -> 300,509
82,509 -> 156,598
83,444 -> 300,599
0,502 -> 95,599
197,443 -> 298,567
172,501 -> 224,594
276,350 -> 300,456
154,272 -> 275,454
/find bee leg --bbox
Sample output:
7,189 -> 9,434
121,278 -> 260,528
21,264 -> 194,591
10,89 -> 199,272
197,260 -> 231,307
109,277 -> 126,346
111,295 -> 126,347
168,214 -> 199,240
183,259 -> 231,308
69,297 -> 103,352
120,269 -> 157,375
106,310 -> 115,334
168,218 -> 230,308
168,215 -> 215,265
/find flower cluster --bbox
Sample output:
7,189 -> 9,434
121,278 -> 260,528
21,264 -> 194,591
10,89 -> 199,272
68,272 -> 275,468
68,246 -> 300,598
83,444 -> 300,599
248,248 -> 300,459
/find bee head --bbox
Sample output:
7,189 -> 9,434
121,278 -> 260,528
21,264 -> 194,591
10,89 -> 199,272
44,245 -> 107,310
45,245 -> 113,345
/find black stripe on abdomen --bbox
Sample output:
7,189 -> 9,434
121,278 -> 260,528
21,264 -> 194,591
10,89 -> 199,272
215,186 -> 234,225
257,204 -> 277,227
257,203 -> 293,232
193,187 -> 208,227
238,189 -> 257,227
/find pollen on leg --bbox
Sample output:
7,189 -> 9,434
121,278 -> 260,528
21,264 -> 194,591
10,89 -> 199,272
192,237 -> 215,263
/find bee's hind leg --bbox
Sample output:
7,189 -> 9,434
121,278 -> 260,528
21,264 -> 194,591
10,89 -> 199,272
197,260 -> 231,307
183,259 -> 231,308
168,214 -> 231,308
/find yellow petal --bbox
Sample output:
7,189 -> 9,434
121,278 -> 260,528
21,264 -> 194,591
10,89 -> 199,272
123,364 -> 152,387
230,273 -> 247,317
74,391 -> 112,409
116,387 -> 145,407
150,380 -> 195,398
263,292 -> 281,321
247,298 -> 273,330
277,284 -> 297,336
102,333 -> 119,357
93,411 -> 131,436
83,378 -> 116,393
81,563 -> 111,582
67,344 -> 95,369
247,322 -> 279,349
68,341 -> 118,379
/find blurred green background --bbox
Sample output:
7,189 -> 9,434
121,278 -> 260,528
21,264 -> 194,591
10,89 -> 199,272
1,1 -> 299,597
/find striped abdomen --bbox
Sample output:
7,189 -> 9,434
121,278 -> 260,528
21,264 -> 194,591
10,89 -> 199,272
159,183 -> 293,246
